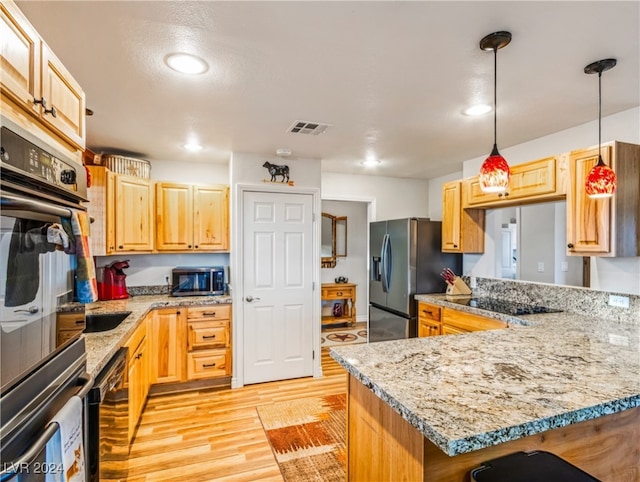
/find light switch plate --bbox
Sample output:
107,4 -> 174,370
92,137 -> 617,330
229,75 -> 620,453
608,295 -> 630,308
537,262 -> 544,272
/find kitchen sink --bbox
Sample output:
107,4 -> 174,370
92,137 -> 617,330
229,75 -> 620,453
84,311 -> 132,333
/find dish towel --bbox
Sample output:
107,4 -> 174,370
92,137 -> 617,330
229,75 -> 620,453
61,210 -> 98,303
45,396 -> 85,482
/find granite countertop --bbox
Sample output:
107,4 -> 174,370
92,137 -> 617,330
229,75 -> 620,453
71,294 -> 232,378
330,293 -> 640,457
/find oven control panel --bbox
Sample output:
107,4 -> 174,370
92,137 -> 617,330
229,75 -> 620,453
0,126 -> 85,198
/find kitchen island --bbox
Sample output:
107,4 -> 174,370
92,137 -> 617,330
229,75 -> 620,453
330,292 -> 640,481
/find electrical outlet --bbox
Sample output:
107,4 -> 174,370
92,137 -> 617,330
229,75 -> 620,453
560,261 -> 568,272
608,295 -> 630,308
537,262 -> 544,272
469,276 -> 477,289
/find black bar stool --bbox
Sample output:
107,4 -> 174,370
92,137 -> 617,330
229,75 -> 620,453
470,451 -> 601,482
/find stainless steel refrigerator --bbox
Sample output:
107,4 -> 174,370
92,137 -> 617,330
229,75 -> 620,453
369,218 -> 462,342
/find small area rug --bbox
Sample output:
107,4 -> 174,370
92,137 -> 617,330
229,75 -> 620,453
257,394 -> 346,482
321,327 -> 367,347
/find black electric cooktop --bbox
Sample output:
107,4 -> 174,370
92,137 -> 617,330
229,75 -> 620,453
452,297 -> 562,316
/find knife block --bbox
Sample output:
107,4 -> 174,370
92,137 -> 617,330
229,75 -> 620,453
446,277 -> 472,298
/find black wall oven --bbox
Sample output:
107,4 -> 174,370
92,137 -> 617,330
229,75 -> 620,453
0,116 -> 93,481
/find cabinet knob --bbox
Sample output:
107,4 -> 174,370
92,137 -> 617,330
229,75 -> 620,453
118,245 -> 123,249
33,97 -> 48,108
136,353 -> 143,360
194,245 -> 199,249
188,245 -> 192,248
44,106 -> 57,118
567,243 -> 574,249
176,310 -> 181,315
453,244 -> 458,248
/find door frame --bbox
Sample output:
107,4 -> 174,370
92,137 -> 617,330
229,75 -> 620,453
232,183 -> 321,388
321,195 -> 376,324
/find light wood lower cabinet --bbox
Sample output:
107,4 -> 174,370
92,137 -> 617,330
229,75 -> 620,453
441,308 -> 507,333
417,302 -> 507,337
417,302 -> 442,337
148,308 -> 187,384
123,315 -> 150,443
186,305 -> 232,381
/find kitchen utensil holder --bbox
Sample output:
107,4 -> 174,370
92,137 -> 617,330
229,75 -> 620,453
446,277 -> 472,298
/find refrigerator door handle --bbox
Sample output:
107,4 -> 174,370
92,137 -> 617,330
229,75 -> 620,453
381,233 -> 391,292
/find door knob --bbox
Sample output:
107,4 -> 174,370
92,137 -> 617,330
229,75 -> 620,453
245,296 -> 261,302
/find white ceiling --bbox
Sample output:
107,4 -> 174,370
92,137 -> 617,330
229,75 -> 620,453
17,1 -> 640,180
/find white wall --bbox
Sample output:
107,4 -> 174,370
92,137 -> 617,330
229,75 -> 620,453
320,200 -> 368,321
444,107 -> 640,294
428,171 -> 462,221
322,172 -> 429,221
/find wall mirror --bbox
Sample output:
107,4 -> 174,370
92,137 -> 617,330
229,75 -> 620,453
321,212 -> 347,268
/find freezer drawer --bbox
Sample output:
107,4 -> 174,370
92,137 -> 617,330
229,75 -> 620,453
369,304 -> 416,342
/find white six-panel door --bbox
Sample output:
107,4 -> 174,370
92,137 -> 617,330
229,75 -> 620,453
242,190 -> 314,384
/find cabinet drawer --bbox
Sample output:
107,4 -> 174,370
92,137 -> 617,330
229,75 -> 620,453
418,302 -> 441,322
322,287 -> 354,299
442,308 -> 507,332
187,304 -> 231,320
187,349 -> 230,380
188,320 -> 229,350
56,312 -> 86,331
418,319 -> 440,337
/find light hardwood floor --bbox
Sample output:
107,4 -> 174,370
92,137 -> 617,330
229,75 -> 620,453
126,348 -> 348,482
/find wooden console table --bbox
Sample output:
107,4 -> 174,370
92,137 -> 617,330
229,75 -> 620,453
321,283 -> 356,327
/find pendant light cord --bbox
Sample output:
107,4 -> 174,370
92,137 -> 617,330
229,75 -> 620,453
493,47 -> 498,147
598,71 -> 602,163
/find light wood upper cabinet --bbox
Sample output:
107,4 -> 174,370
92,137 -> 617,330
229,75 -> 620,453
87,166 -> 153,254
441,180 -> 484,253
148,308 -> 187,385
116,175 -> 154,252
0,1 -> 40,115
0,0 -> 85,150
156,182 -> 229,252
193,185 -> 229,251
464,155 -> 568,208
39,43 -> 85,148
567,141 -> 640,257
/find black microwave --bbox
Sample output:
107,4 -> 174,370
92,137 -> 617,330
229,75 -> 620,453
171,267 -> 225,296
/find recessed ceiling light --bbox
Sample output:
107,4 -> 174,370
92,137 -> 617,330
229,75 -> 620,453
183,143 -> 203,152
165,53 -> 209,75
362,155 -> 381,167
463,104 -> 492,116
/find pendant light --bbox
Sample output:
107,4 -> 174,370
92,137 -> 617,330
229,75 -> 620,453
584,58 -> 617,198
478,31 -> 512,193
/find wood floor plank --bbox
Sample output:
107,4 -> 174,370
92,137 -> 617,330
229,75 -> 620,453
125,347 -> 348,481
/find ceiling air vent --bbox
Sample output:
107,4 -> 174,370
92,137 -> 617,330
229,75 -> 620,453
288,120 -> 331,136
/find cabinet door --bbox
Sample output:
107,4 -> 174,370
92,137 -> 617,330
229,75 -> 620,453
115,175 -> 154,251
193,185 -> 228,251
86,166 -> 116,255
155,183 -> 193,251
128,337 -> 148,443
40,43 -> 85,149
442,181 -> 461,251
148,308 -> 186,384
567,146 -> 611,254
442,181 -> 484,253
0,2 -> 40,114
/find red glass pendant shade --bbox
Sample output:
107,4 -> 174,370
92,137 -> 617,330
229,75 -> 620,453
585,156 -> 616,198
479,144 -> 510,193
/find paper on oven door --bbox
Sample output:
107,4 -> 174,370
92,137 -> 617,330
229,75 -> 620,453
45,396 -> 85,482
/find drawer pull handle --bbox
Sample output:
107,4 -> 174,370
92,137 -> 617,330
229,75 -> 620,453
423,310 -> 433,315
336,292 -> 343,296
202,335 -> 216,339
203,362 -> 217,368
75,319 -> 85,325
202,312 -> 216,316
